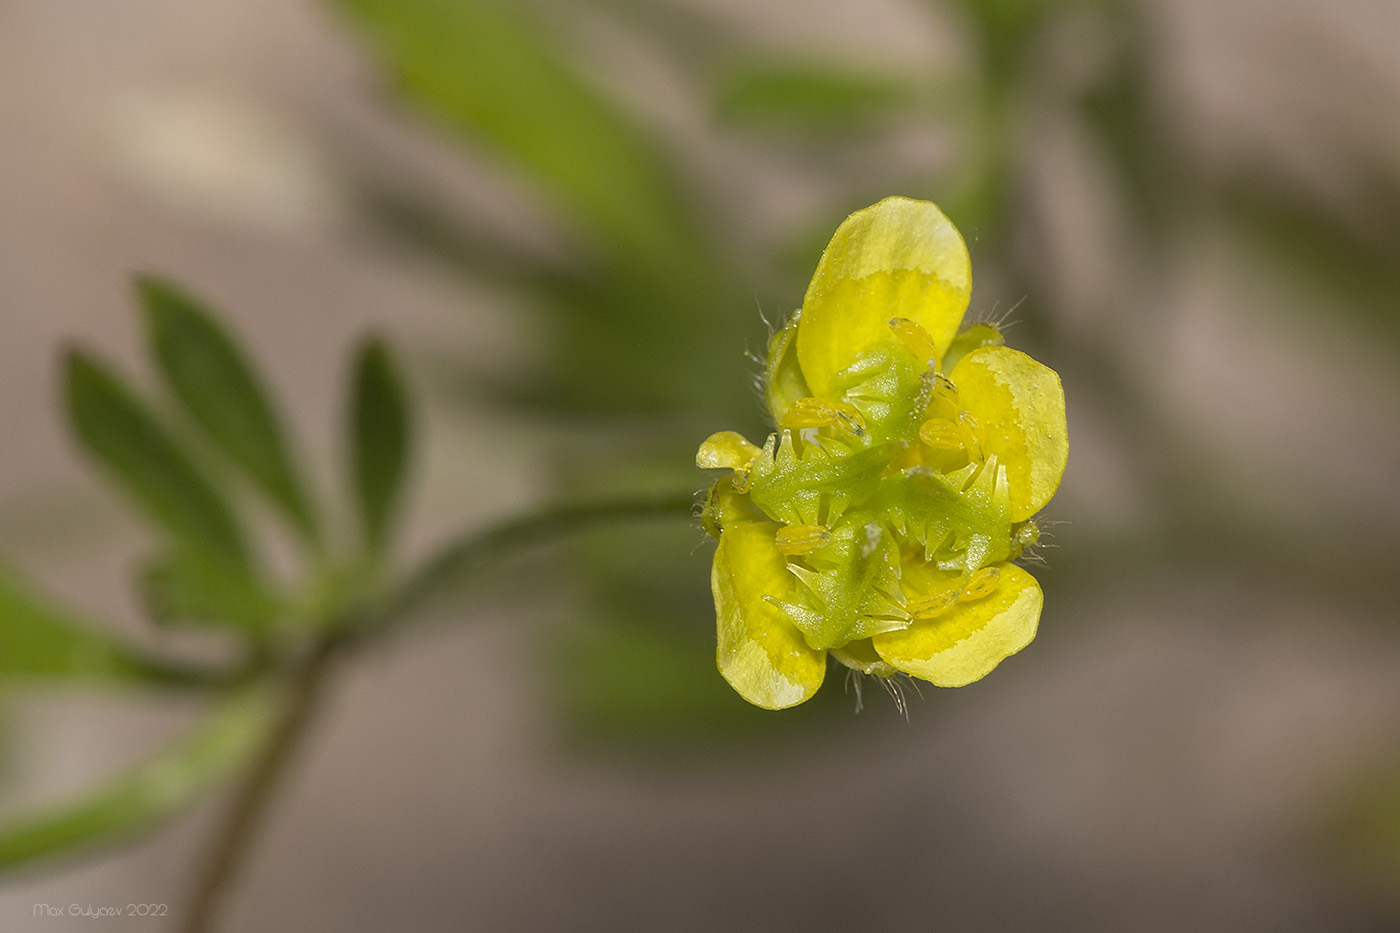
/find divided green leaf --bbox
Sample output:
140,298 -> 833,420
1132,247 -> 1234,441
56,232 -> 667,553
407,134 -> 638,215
716,61 -> 918,130
0,690 -> 275,871
0,563 -> 218,687
64,352 -> 249,570
141,546 -> 280,636
336,0 -> 695,269
349,339 -> 411,553
140,277 -> 318,543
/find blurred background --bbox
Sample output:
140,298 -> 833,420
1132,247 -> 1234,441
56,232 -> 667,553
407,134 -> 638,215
2,0 -> 1400,929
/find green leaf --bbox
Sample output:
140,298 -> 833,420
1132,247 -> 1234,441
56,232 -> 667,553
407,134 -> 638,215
140,547 -> 280,636
1078,7 -> 1169,231
0,563 -> 224,687
140,277 -> 319,543
0,689 -> 275,871
1318,751 -> 1400,908
1222,181 -> 1400,346
349,339 -> 411,553
715,60 -> 919,130
335,0 -> 697,271
64,351 -> 249,569
950,0 -> 1049,87
333,0 -> 764,417
557,616 -> 765,739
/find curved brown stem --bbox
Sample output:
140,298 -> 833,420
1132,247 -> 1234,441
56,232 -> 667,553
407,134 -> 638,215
181,637 -> 342,933
179,490 -> 696,932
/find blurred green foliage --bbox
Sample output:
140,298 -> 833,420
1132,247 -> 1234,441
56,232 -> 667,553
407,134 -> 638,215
714,61 -> 922,130
1325,753 -> 1400,908
0,690 -> 275,871
328,0 -> 1400,748
0,565 -> 223,686
143,278 -> 321,545
349,339 -> 412,556
340,0 -> 755,419
2,0 -> 1399,898
0,281 -> 423,871
65,352 -> 254,574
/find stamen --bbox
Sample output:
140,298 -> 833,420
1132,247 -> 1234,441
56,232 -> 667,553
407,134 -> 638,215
782,397 -> 828,428
831,403 -> 867,438
955,411 -> 986,460
780,397 -> 866,437
907,588 -> 962,619
961,565 -> 1000,601
928,373 -> 960,420
918,417 -> 964,452
888,317 -> 938,365
774,523 -> 831,556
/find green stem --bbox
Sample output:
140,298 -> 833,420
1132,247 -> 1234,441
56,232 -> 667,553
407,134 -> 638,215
181,639 -> 342,933
180,490 -> 697,931
367,490 -> 697,635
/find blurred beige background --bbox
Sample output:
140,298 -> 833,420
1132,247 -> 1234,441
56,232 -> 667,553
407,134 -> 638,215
2,0 -> 1400,930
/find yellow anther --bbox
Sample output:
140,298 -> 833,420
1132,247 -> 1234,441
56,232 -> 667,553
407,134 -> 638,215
918,417 -> 964,452
961,566 -> 1001,601
782,397 -> 834,428
831,402 -> 867,437
888,317 -> 939,365
781,397 -> 866,437
696,430 -> 760,470
955,410 -> 986,460
907,588 -> 962,619
774,524 -> 832,556
927,373 -> 961,420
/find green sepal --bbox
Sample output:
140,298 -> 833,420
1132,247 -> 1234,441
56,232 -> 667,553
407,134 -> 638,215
877,458 -> 1013,571
779,514 -> 907,650
700,479 -> 766,540
747,433 -> 902,527
828,339 -> 930,444
762,311 -> 809,428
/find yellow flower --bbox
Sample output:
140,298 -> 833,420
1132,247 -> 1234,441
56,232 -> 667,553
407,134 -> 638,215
697,197 -> 1068,709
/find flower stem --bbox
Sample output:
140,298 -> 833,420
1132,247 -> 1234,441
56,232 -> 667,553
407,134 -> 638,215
180,490 -> 697,931
181,636 -> 341,933
367,491 -> 697,635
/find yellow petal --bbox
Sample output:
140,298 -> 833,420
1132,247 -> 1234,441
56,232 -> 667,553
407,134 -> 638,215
872,563 -> 1041,687
696,430 -> 760,470
712,521 -> 827,709
950,346 -> 1067,521
796,197 -> 971,398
